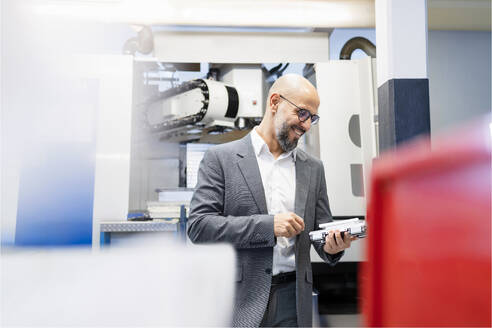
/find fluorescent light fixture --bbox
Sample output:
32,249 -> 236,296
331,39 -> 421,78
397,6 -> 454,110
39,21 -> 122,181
26,0 -> 375,28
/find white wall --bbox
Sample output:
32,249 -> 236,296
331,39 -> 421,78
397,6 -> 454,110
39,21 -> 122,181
428,30 -> 491,135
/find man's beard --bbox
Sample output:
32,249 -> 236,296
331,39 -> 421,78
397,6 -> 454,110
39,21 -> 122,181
276,121 -> 299,153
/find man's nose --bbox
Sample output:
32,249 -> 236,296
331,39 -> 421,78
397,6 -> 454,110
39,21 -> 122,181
300,118 -> 311,131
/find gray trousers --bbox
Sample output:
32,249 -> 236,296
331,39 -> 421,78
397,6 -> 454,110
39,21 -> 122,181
260,281 -> 298,327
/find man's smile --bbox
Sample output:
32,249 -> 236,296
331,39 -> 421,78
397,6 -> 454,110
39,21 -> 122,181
292,125 -> 305,137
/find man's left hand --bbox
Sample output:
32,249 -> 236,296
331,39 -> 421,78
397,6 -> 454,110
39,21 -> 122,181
323,230 -> 357,254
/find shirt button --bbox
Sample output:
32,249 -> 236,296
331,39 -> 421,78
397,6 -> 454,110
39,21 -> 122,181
265,268 -> 272,275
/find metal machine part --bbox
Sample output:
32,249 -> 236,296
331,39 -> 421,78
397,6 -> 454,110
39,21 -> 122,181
309,218 -> 367,245
123,26 -> 154,55
143,78 -> 240,132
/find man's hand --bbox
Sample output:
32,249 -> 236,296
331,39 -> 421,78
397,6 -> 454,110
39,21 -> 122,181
323,230 -> 357,254
274,212 -> 305,238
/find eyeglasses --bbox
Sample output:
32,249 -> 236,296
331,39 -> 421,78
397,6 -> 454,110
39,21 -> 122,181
279,94 -> 320,125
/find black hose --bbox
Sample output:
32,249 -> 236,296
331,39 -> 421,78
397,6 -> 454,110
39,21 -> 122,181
277,63 -> 290,76
340,37 -> 376,60
268,63 -> 283,75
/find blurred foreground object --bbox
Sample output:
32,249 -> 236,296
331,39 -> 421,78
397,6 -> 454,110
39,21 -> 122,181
1,244 -> 235,326
362,116 -> 491,326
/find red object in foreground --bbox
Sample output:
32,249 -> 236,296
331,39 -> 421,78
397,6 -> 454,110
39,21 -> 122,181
362,117 -> 491,327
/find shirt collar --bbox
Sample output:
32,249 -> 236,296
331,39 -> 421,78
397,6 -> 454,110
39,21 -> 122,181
251,127 -> 297,161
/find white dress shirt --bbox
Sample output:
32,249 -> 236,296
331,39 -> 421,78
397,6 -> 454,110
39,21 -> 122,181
250,127 -> 297,275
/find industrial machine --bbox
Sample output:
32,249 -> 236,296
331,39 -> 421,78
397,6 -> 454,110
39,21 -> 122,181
122,54 -> 378,317
5,21 -> 379,317
143,76 -> 263,134
84,31 -> 380,259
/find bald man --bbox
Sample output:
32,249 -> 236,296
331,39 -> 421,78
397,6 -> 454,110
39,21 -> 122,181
188,74 -> 354,327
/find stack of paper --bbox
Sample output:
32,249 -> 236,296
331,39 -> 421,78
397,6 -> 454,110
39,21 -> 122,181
147,201 -> 189,220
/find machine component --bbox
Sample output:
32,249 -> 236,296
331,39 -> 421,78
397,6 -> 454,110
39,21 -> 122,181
303,63 -> 315,79
136,64 -> 265,143
206,68 -> 220,81
315,60 -> 378,217
262,63 -> 290,79
220,64 -> 266,119
144,78 -> 240,132
309,218 -> 367,245
123,26 -> 154,55
339,37 -> 376,60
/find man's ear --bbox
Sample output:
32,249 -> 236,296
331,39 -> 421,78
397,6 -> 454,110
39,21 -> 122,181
270,93 -> 280,114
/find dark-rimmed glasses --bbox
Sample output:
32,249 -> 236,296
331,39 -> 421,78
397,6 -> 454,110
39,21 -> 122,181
279,94 -> 320,125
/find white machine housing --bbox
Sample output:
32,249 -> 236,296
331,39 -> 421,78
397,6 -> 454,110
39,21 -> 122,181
146,79 -> 243,128
220,64 -> 266,118
202,79 -> 239,127
146,88 -> 203,124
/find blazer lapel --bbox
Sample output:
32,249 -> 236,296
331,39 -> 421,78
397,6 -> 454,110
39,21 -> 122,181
295,151 -> 311,244
294,151 -> 311,219
237,135 -> 268,214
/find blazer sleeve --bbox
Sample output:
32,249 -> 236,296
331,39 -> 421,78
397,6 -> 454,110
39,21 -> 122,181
311,162 -> 344,265
187,147 -> 276,249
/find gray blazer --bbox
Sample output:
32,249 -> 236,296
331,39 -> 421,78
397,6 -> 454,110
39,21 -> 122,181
188,134 -> 343,327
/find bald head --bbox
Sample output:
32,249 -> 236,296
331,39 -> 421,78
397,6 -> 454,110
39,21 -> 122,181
267,74 -> 320,109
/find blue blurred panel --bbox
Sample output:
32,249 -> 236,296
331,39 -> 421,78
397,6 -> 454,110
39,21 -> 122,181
15,143 -> 95,246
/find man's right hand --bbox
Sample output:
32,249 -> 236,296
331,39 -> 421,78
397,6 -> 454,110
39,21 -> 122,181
274,212 -> 305,238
